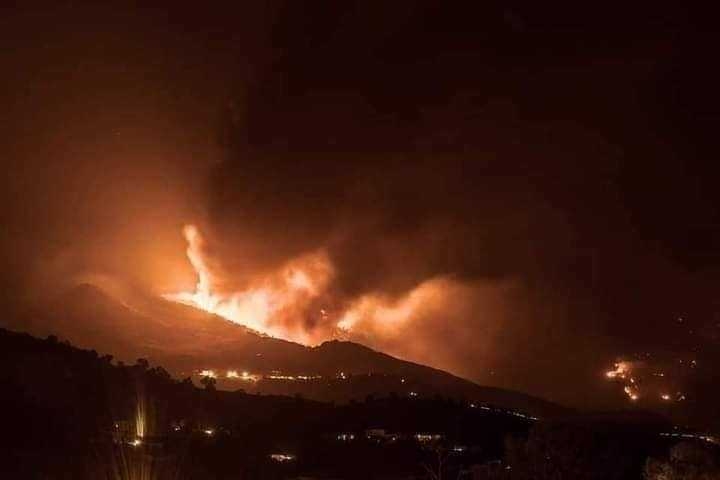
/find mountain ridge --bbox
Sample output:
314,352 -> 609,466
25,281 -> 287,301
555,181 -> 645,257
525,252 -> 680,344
5,282 -> 566,417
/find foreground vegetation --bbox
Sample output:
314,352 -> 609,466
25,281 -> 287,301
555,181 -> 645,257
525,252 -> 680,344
0,328 -> 717,479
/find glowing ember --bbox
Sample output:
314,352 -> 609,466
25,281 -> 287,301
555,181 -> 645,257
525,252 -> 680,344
199,369 -> 217,378
624,386 -> 640,401
605,362 -> 631,379
226,370 -> 239,378
603,356 -> 697,405
609,362 -> 642,402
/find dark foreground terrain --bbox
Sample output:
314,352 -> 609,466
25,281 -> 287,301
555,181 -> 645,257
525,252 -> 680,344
1,327 -> 718,479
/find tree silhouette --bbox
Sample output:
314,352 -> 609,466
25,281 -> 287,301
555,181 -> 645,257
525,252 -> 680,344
422,444 -> 453,480
645,442 -> 720,480
503,424 -> 634,480
200,375 -> 217,392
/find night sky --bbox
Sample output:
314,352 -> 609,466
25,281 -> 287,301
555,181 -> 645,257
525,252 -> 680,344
1,2 -> 719,409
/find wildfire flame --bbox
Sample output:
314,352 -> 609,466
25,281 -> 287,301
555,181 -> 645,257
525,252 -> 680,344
604,358 -> 690,404
163,224 -> 333,343
163,224 -> 485,366
605,361 -> 643,401
176,225 -> 215,311
605,361 -> 631,380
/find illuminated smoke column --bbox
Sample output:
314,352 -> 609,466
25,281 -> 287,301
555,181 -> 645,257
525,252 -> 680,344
163,225 -> 478,347
337,277 -> 456,337
176,225 -> 215,312
164,225 -> 333,343
333,276 -> 510,379
164,225 -> 507,380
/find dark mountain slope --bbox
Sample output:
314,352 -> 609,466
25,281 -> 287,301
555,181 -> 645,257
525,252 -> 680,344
6,283 -> 565,417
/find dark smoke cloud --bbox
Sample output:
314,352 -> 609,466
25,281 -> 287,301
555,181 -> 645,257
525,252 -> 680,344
196,2 -> 719,406
2,2 -> 718,408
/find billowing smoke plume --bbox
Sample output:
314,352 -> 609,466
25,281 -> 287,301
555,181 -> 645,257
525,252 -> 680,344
2,2 -> 717,411
163,198 -> 614,408
165,224 -> 334,344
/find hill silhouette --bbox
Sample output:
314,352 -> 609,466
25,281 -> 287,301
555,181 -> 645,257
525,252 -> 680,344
0,326 -> 540,478
7,283 -> 564,418
0,326 -> 684,479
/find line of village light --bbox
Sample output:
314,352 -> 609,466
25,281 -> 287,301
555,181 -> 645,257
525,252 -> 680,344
197,369 -> 329,381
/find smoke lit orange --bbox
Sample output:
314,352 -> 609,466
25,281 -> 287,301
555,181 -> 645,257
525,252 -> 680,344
163,225 -> 333,343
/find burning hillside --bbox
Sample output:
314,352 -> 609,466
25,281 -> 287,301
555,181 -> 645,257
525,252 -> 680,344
163,224 -> 333,344
162,224 -> 492,355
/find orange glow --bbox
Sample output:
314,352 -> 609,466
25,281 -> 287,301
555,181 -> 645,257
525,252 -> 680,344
623,385 -> 640,401
336,278 -> 449,336
163,225 -> 502,376
164,225 -> 333,343
605,361 -> 631,380
225,370 -> 260,381
166,225 -> 454,346
606,361 -> 644,402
